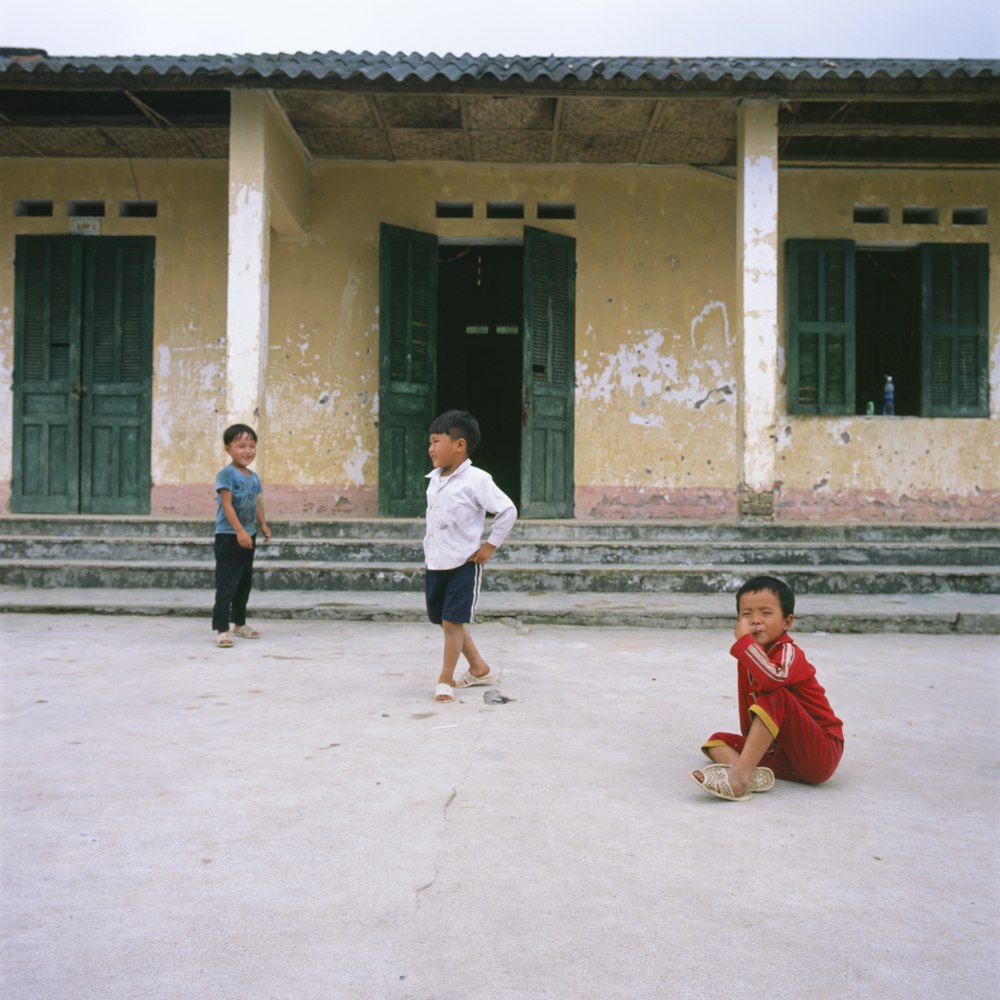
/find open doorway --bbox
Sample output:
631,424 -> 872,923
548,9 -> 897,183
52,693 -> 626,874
855,248 -> 921,416
436,244 -> 523,506
378,223 -> 574,517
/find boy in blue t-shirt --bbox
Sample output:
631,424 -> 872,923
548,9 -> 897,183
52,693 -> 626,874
212,424 -> 271,647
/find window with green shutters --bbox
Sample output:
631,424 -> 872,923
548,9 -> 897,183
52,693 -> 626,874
786,240 -> 856,414
786,239 -> 988,418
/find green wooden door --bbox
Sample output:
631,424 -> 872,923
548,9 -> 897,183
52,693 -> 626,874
81,238 -> 155,513
521,227 -> 576,517
378,223 -> 439,516
12,236 -> 83,513
12,235 -> 155,514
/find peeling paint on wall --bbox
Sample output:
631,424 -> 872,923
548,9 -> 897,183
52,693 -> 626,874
577,329 -> 679,405
226,183 -> 269,423
152,342 -> 226,481
2,153 -> 994,522
344,435 -> 373,486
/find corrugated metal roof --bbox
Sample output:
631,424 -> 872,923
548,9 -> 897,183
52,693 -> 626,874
2,50 -> 996,167
1,50 -> 997,85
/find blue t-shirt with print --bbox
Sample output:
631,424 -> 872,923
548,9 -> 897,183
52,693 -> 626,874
215,465 -> 263,535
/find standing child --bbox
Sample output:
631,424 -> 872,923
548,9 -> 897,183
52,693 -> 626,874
212,423 -> 271,647
690,575 -> 844,801
424,410 -> 517,702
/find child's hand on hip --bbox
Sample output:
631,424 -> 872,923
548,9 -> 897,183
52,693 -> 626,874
469,543 -> 496,565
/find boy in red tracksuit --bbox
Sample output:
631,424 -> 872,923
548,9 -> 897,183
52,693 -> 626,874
690,575 -> 844,802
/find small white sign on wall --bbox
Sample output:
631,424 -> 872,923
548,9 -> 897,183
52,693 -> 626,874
70,218 -> 101,235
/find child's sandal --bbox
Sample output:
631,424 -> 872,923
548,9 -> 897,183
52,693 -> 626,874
217,632 -> 234,648
231,625 -> 261,639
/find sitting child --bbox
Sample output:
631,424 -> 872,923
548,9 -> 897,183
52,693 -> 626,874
690,574 -> 844,801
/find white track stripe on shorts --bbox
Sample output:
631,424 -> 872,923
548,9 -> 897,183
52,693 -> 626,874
470,562 -> 483,623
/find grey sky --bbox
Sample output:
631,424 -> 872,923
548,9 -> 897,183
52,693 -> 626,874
3,0 -> 999,59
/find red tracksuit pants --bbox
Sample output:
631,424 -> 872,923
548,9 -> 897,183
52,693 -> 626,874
703,686 -> 844,785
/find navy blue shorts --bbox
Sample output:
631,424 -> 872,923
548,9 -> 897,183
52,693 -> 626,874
425,562 -> 482,625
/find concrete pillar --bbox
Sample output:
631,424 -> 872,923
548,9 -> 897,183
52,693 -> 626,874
225,91 -> 309,431
735,99 -> 779,518
226,92 -> 271,428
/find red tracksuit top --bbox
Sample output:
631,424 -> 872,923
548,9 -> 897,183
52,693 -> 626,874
731,632 -> 844,742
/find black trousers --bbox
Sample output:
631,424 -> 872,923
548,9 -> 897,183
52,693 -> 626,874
212,533 -> 256,633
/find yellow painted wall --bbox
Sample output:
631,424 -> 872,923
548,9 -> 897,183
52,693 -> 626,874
776,169 -> 1000,518
260,161 -> 739,516
0,158 -> 230,513
2,155 -> 996,521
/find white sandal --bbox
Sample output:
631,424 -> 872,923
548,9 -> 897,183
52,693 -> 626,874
434,683 -> 455,703
703,763 -> 775,792
455,669 -> 492,688
689,766 -> 752,801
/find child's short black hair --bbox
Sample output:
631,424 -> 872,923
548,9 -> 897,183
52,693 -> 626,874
223,423 -> 258,446
736,575 -> 795,617
429,410 -> 481,455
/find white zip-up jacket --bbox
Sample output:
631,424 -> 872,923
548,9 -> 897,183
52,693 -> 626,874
423,459 -> 517,570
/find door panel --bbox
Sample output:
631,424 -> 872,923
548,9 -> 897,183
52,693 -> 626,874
378,223 -> 439,516
12,235 -> 154,514
81,238 -> 154,513
521,227 -> 576,517
12,236 -> 82,513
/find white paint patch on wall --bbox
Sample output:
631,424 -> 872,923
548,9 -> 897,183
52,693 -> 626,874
578,320 -> 736,417
577,329 -> 680,405
629,412 -> 664,428
690,300 -> 732,351
344,435 -> 373,486
775,422 -> 794,452
151,341 -> 225,479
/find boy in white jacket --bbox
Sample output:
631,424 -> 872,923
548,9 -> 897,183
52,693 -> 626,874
423,410 -> 517,703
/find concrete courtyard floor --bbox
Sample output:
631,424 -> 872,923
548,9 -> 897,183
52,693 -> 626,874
1,613 -> 997,1000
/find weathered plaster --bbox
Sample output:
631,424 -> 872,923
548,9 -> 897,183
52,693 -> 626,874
736,100 -> 780,501
570,163 -> 739,511
0,158 -> 230,515
2,148 -> 995,522
776,168 -> 1000,520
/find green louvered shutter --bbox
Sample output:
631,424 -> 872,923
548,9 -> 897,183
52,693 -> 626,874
786,240 -> 856,415
521,226 -> 576,517
378,223 -> 438,516
81,237 -> 155,513
921,244 -> 988,417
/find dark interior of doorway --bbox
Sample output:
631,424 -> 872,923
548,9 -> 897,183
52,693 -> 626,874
437,244 -> 523,505
855,248 -> 921,416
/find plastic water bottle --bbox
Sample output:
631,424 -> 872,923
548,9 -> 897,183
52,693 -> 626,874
883,375 -> 895,416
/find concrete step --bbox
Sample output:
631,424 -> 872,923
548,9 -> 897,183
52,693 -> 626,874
1,558 -> 997,594
1,515 -> 998,544
2,516 -> 995,631
0,586 -> 996,634
2,534 -> 999,567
